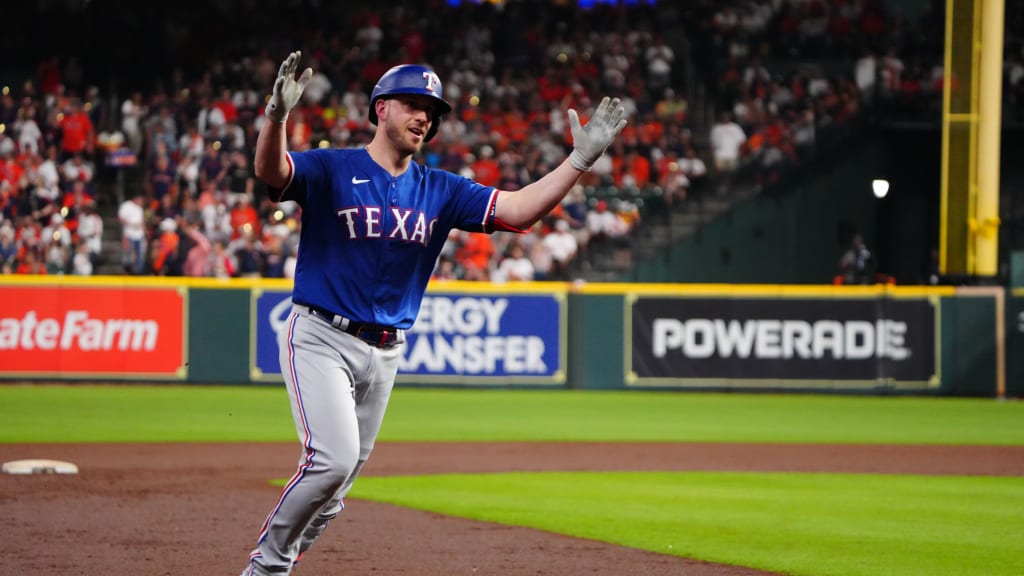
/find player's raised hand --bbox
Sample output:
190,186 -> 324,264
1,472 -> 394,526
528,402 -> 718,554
265,51 -> 313,123
567,96 -> 628,172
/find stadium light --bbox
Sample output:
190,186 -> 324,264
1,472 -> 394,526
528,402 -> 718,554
872,179 -> 890,199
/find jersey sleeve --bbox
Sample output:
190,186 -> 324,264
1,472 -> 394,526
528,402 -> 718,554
268,150 -> 330,208
443,173 -> 521,233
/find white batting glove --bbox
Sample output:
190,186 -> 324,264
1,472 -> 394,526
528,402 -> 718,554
567,97 -> 628,172
265,51 -> 313,123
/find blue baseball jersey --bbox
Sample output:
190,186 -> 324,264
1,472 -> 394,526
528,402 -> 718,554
274,147 -> 498,329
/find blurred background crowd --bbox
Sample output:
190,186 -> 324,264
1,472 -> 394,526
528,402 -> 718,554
1,0 -> 1021,282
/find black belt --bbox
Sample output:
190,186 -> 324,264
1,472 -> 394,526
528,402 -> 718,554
304,305 -> 400,348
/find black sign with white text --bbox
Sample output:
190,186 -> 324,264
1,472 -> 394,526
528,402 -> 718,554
631,297 -> 938,384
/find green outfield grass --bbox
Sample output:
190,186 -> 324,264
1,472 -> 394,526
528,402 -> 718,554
350,471 -> 1024,576
0,385 -> 1022,444
3,384 -> 1022,576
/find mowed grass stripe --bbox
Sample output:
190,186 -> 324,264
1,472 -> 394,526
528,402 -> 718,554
350,471 -> 1024,576
0,386 -> 1022,445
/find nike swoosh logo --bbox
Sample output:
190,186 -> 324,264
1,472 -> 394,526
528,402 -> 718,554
352,177 -> 370,184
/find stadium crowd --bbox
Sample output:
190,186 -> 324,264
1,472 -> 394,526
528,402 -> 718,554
0,0 -> 967,281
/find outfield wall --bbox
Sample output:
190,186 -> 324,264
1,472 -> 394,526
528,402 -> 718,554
1012,287 -> 1024,398
0,276 -> 1012,397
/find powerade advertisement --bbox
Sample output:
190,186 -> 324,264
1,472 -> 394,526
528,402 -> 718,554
629,296 -> 939,388
252,289 -> 565,385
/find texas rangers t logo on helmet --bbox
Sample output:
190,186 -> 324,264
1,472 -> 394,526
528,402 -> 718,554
423,71 -> 441,97
367,64 -> 452,141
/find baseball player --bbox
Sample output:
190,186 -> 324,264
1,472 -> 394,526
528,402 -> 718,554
240,51 -> 627,576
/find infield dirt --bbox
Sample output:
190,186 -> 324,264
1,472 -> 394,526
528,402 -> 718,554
2,442 -> 1022,575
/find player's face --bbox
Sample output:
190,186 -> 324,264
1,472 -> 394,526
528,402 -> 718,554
382,95 -> 436,155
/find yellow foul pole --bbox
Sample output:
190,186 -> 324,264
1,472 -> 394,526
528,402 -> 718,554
941,0 -> 1003,278
974,0 -> 1004,276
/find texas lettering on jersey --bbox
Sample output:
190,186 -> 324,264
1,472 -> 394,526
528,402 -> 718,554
335,206 -> 436,245
276,146 -> 499,328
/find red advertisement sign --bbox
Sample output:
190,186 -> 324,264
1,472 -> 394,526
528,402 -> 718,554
0,285 -> 186,377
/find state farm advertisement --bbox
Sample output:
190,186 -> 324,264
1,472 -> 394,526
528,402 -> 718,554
0,285 -> 187,378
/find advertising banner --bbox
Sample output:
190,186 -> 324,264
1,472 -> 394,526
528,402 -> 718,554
628,296 -> 939,388
252,289 -> 566,385
251,288 -> 294,381
0,284 -> 187,378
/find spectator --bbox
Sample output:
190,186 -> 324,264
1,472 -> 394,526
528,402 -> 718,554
654,88 -> 687,123
42,235 -> 68,274
614,146 -> 652,190
199,141 -> 228,192
525,223 -> 554,281
454,230 -> 495,281
177,153 -> 201,199
225,150 -> 255,203
70,240 -> 93,276
40,213 -> 72,251
146,153 -> 177,209
196,95 -> 224,138
151,218 -> 181,276
121,91 -> 147,154
233,79 -> 262,121
212,88 -> 239,127
149,103 -> 179,146
15,104 -> 43,155
60,152 -> 95,194
229,193 -> 260,240
879,48 -> 905,98
855,49 -> 878,101
15,248 -> 46,275
585,199 -> 619,258
231,231 -> 263,278
301,59 -> 333,106
709,111 -> 746,173
260,207 -> 289,240
470,145 -> 500,188
656,148 -> 690,207
560,185 -> 590,249
210,239 -> 236,278
791,108 -> 817,160
431,254 -> 459,281
118,193 -> 147,274
287,109 -> 313,151
677,145 -> 708,195
75,200 -> 103,266
181,217 -> 213,277
0,222 -> 17,272
838,233 -> 874,285
644,33 -> 675,92
282,243 -> 298,280
16,215 -> 41,260
608,200 -> 638,267
494,242 -> 535,283
61,178 -> 93,219
742,56 -> 771,88
179,122 -> 206,162
35,145 -> 61,206
262,235 -> 287,278
58,98 -> 94,160
542,219 -> 578,280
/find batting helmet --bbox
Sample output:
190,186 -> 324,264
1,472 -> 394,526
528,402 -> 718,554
369,64 -> 452,142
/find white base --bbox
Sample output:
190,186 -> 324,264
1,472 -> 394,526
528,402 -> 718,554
2,459 -> 79,475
